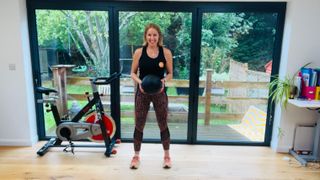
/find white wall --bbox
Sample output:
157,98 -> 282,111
0,0 -> 319,151
271,0 -> 320,152
0,0 -> 37,146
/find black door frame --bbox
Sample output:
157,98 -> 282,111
27,0 -> 286,146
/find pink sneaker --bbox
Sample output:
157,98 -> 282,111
163,156 -> 172,169
130,156 -> 140,169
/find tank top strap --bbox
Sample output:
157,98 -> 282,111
159,46 -> 163,55
158,46 -> 166,61
141,46 -> 147,58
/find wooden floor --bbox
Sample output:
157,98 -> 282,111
1,142 -> 320,180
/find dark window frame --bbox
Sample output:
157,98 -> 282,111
27,0 -> 286,146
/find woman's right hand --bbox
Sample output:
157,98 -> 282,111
139,83 -> 146,94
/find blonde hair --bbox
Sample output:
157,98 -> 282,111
142,23 -> 163,47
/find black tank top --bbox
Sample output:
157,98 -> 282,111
138,46 -> 166,80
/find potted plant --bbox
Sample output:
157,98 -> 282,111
269,62 -> 311,108
269,75 -> 296,108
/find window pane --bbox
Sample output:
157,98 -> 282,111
197,12 -> 277,142
36,10 -> 110,136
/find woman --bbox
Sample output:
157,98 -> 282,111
130,23 -> 173,169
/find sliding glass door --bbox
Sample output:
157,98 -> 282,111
197,12 -> 279,143
28,0 -> 285,145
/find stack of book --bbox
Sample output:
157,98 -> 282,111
297,68 -> 320,100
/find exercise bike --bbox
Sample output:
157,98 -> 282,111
36,72 -> 121,157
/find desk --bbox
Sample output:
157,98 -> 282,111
288,99 -> 320,108
288,99 -> 320,166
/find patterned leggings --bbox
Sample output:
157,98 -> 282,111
133,88 -> 170,151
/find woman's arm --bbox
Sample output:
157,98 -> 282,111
163,48 -> 173,82
130,48 -> 143,84
130,48 -> 146,93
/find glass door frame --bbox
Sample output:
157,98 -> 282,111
26,0 -> 119,139
193,3 -> 286,146
27,0 -> 286,146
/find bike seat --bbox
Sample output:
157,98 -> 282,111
36,87 -> 58,95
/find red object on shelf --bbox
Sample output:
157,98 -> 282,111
305,86 -> 316,100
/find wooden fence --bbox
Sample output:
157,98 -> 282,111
63,70 -> 269,125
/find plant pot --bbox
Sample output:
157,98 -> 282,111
289,86 -> 297,99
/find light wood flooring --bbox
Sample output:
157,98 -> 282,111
0,142 -> 319,180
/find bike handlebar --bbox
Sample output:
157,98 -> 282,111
91,72 -> 122,85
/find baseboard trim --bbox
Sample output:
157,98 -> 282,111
0,137 -> 38,146
271,145 -> 291,153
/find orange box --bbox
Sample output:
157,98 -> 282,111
316,86 -> 320,100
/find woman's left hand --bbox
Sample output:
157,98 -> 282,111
159,79 -> 165,93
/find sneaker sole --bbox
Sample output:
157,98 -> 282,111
163,164 -> 171,169
130,162 -> 140,169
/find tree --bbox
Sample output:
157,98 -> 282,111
168,13 -> 191,79
200,13 -> 252,74
36,11 -> 259,78
119,12 -> 172,55
36,10 -> 70,50
37,10 -> 136,76
231,13 -> 278,71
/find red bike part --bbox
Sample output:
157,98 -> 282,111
85,112 -> 116,142
111,149 -> 117,154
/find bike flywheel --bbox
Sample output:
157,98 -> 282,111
85,112 -> 116,142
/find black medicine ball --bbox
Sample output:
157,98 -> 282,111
141,75 -> 162,94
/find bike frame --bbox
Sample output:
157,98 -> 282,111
37,72 -> 120,157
